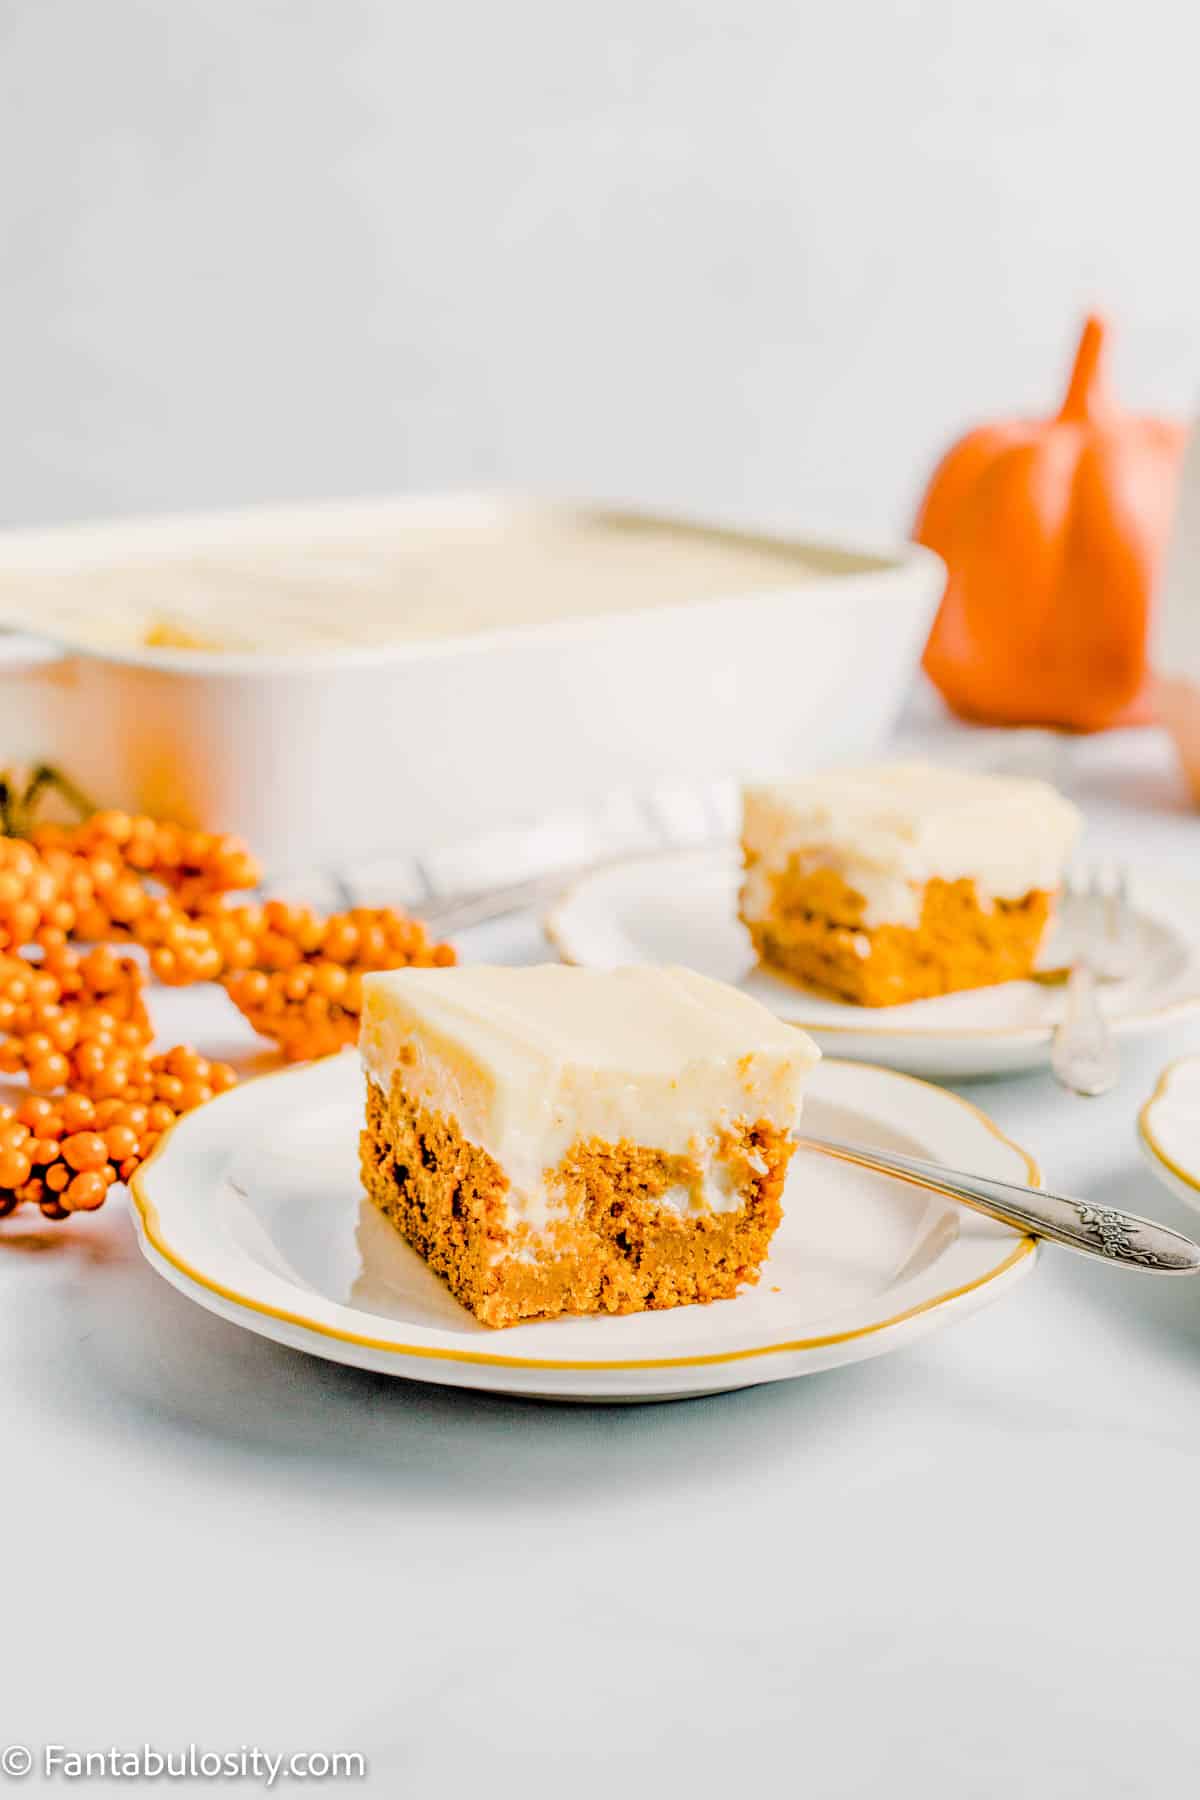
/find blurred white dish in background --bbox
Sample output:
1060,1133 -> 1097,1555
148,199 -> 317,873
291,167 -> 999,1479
130,1051 -> 1037,1404
1139,1055 -> 1200,1211
545,847 -> 1200,1079
0,493 -> 942,872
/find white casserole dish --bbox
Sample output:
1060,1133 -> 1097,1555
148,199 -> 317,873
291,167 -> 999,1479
0,494 -> 943,873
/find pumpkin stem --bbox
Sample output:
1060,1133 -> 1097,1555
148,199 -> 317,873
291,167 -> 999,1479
1059,314 -> 1110,421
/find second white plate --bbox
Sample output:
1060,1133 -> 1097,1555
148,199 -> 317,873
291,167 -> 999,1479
546,847 -> 1200,1078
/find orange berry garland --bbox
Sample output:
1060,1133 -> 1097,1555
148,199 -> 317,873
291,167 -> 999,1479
0,838 -> 65,950
0,798 -> 455,1220
32,811 -> 261,901
222,905 -> 455,1060
0,944 -> 153,1090
0,1079 -> 234,1221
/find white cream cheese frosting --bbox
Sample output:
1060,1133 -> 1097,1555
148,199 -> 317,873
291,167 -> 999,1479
360,963 -> 819,1228
741,762 -> 1082,929
0,513 -> 818,655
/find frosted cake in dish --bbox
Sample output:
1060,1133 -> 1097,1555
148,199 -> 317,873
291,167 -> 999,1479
0,510 -> 820,655
740,762 -> 1082,1006
359,963 -> 819,1328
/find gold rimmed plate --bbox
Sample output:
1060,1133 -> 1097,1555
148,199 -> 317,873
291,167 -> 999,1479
545,847 -> 1200,1079
130,1052 -> 1037,1404
1139,1055 -> 1200,1212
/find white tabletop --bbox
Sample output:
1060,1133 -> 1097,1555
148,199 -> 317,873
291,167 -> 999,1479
7,721 -> 1200,1798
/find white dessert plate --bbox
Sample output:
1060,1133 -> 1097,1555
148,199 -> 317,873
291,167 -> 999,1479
130,1051 -> 1037,1404
1139,1055 -> 1200,1212
545,847 -> 1200,1079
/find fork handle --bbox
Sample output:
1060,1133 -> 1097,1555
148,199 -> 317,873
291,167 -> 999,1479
1051,961 -> 1119,1097
802,1137 -> 1200,1273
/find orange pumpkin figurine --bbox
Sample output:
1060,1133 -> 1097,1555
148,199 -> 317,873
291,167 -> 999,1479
917,314 -> 1187,731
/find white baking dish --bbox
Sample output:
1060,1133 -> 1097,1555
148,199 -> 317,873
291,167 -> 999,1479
0,494 -> 943,873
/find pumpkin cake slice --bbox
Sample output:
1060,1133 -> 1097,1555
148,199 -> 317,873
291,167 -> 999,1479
359,963 -> 819,1328
740,762 -> 1082,1006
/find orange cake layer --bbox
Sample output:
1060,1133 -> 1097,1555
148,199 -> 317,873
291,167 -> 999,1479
361,1076 -> 791,1328
358,963 -> 819,1328
742,866 -> 1052,1007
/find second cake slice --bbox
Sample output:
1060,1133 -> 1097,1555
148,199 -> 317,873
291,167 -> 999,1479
740,762 -> 1082,1005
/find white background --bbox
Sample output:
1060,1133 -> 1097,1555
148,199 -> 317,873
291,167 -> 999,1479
3,0 -> 1199,537
7,10 -> 1200,1797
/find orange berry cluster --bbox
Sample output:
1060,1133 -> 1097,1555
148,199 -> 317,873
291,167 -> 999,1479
0,818 -> 257,959
4,814 -> 261,956
0,944 -> 152,1091
68,1039 -> 237,1111
0,838 -> 70,951
0,800 -> 455,1222
33,810 -> 261,902
0,1067 -> 233,1221
222,904 -> 455,1059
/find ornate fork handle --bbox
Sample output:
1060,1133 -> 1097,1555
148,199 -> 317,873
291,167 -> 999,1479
803,1136 -> 1200,1274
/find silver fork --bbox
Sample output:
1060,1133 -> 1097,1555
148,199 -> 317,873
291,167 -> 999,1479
804,1135 -> 1200,1272
1094,863 -> 1137,983
1050,864 -> 1133,1097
